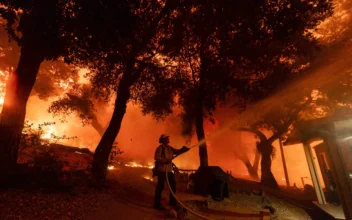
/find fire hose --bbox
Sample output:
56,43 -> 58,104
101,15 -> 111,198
164,147 -> 215,220
165,166 -> 215,220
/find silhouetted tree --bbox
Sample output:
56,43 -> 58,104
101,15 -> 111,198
238,97 -> 311,187
238,68 -> 352,188
0,25 -> 78,101
48,84 -> 107,136
153,0 -> 334,169
81,0 -> 183,180
219,0 -> 334,188
0,0 -> 133,169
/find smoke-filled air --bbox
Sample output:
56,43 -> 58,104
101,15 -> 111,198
0,0 -> 352,219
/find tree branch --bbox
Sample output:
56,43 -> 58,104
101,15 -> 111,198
137,0 -> 178,51
267,97 -> 312,143
236,127 -> 268,142
185,35 -> 197,86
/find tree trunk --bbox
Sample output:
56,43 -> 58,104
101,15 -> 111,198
195,87 -> 208,166
238,128 -> 279,189
90,0 -> 178,180
195,102 -> 208,166
236,149 -> 259,180
91,71 -> 134,180
242,159 -> 259,181
253,149 -> 260,174
91,116 -> 105,137
195,37 -> 208,167
0,46 -> 43,169
257,141 -> 280,189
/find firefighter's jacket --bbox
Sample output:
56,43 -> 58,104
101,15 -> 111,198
154,144 -> 181,173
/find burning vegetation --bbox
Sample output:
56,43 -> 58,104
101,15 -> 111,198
0,0 -> 351,219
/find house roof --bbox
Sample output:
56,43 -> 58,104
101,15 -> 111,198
283,114 -> 352,146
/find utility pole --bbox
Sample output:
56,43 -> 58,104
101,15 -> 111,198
279,137 -> 290,187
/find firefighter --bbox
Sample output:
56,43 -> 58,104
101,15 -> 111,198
153,134 -> 190,210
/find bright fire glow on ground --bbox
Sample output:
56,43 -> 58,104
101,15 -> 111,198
143,176 -> 154,181
108,165 -> 115,170
124,162 -> 154,169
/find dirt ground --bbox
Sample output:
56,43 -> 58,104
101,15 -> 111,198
86,163 -> 311,220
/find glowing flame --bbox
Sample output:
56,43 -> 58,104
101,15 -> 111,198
0,97 -> 4,105
108,165 -> 115,170
59,81 -> 70,89
124,161 -> 153,169
56,78 -> 74,91
41,125 -> 55,140
143,176 -> 154,181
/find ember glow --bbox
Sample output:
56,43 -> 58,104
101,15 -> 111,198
124,161 -> 153,169
0,70 -> 8,111
143,176 -> 154,181
107,165 -> 115,170
41,125 -> 55,140
56,78 -> 74,91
